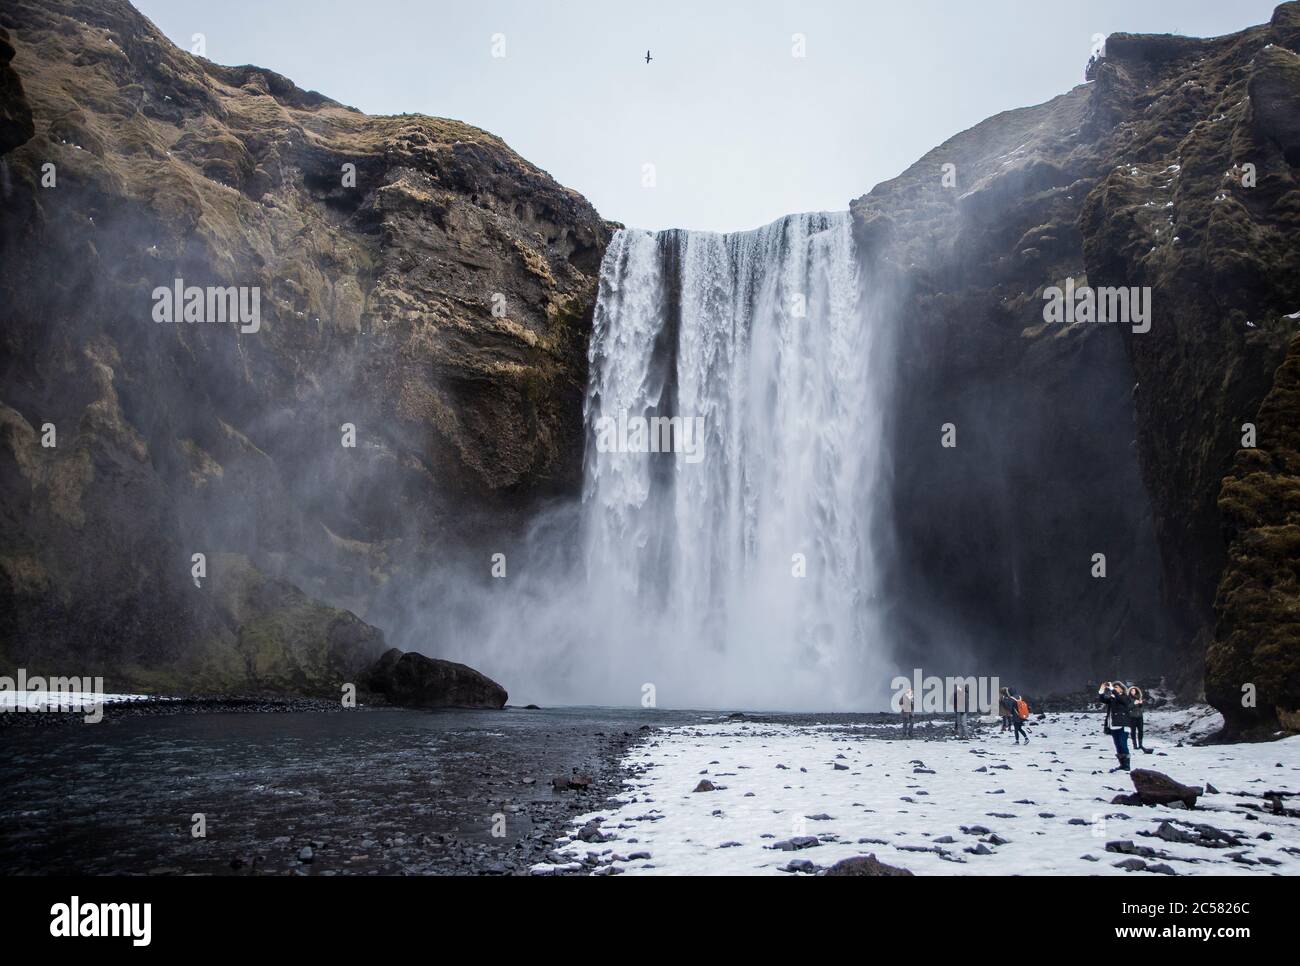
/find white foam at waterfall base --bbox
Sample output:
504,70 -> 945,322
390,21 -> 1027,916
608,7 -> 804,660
464,212 -> 895,711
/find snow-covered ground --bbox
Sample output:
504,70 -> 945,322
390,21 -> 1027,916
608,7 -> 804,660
537,707 -> 1299,875
0,691 -> 153,712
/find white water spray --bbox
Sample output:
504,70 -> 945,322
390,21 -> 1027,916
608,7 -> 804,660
440,212 -> 892,709
570,211 -> 890,708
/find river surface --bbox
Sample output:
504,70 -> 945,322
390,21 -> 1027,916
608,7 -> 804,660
0,706 -> 705,875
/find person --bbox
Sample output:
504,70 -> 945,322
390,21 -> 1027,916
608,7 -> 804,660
1128,685 -> 1146,752
953,683 -> 969,738
998,686 -> 1015,733
901,687 -> 915,738
1098,680 -> 1132,771
1011,693 -> 1030,744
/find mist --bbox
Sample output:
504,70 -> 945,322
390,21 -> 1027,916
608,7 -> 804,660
389,212 -> 906,710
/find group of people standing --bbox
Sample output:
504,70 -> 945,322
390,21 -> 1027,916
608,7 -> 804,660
896,685 -> 1031,741
1098,681 -> 1148,771
896,682 -> 1148,764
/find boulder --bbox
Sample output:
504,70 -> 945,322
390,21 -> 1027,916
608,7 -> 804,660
824,854 -> 914,877
552,774 -> 592,792
783,859 -> 819,874
360,648 -> 507,709
1106,840 -> 1158,857
1131,769 -> 1203,808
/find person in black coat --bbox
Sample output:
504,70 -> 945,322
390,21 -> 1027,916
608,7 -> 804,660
1127,685 -> 1147,751
1098,681 -> 1132,771
999,686 -> 1016,732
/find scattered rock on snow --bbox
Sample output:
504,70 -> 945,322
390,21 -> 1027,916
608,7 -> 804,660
782,858 -> 819,873
1130,769 -> 1203,808
823,854 -> 914,876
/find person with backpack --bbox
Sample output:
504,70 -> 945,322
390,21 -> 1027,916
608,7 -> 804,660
998,686 -> 1015,732
1127,685 -> 1147,752
1098,680 -> 1132,771
1011,693 -> 1030,744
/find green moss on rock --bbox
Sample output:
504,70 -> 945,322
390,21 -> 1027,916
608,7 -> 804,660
1207,331 -> 1300,736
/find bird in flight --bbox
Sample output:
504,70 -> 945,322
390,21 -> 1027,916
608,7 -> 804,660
645,50 -> 652,64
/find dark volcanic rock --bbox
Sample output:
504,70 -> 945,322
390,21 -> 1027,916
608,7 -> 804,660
1107,840 -> 1158,857
851,4 -> 1300,713
824,854 -> 915,876
851,76 -> 1172,693
576,821 -> 608,843
1150,820 -> 1239,847
360,648 -> 507,709
552,774 -> 592,792
0,27 -> 34,154
1131,769 -> 1203,808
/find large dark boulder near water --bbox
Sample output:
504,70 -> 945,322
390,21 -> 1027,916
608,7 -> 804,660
360,647 -> 508,709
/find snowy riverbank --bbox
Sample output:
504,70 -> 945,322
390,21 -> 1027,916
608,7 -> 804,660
537,707 -> 1299,875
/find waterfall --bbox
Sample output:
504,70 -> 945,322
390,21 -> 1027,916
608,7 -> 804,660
572,211 -> 890,710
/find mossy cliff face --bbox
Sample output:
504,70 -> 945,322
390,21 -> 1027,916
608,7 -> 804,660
1082,8 -> 1300,734
0,0 -> 611,692
120,554 -> 388,696
1207,332 -> 1300,734
853,4 -> 1300,730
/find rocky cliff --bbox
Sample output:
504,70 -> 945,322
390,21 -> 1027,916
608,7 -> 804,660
853,4 -> 1300,733
0,0 -> 612,693
1208,330 -> 1300,735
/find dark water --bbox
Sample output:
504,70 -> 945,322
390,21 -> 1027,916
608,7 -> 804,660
0,706 -> 703,875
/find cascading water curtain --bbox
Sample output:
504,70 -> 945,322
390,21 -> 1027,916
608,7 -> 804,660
578,212 -> 891,709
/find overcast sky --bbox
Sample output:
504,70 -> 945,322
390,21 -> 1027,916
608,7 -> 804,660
134,0 -> 1280,233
